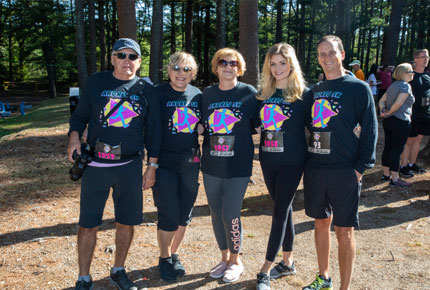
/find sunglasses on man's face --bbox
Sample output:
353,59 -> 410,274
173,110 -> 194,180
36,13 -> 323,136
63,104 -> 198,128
172,65 -> 193,73
218,59 -> 239,68
113,52 -> 139,61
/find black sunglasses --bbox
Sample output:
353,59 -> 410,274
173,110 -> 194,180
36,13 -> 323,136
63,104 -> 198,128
113,52 -> 139,61
172,65 -> 193,73
218,59 -> 239,68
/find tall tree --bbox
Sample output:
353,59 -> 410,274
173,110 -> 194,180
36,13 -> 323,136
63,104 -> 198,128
75,0 -> 88,91
117,0 -> 137,39
275,0 -> 284,43
185,0 -> 193,53
88,0 -> 97,75
239,0 -> 259,87
216,0 -> 226,49
170,1 -> 176,54
149,0 -> 163,84
97,0 -> 106,71
381,0 -> 405,65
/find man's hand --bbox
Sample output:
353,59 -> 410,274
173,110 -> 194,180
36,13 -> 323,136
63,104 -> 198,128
354,169 -> 362,183
142,166 -> 156,190
67,131 -> 81,163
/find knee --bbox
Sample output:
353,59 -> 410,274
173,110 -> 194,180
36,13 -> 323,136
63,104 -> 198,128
116,222 -> 134,232
315,217 -> 332,230
335,227 -> 355,245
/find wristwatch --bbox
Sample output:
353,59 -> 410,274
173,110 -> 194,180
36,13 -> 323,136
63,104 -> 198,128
146,162 -> 159,169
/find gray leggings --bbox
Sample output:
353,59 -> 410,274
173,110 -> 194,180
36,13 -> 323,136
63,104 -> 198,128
203,173 -> 250,254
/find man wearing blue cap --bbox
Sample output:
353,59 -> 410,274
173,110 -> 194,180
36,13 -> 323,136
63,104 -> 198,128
68,38 -> 161,290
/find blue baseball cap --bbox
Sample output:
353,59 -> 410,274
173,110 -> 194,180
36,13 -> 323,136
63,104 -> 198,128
112,38 -> 141,56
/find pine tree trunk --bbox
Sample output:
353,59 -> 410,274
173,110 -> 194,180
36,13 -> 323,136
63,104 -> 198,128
149,0 -> 163,84
381,0 -> 405,66
75,0 -> 88,91
88,0 -> 97,75
216,0 -> 226,49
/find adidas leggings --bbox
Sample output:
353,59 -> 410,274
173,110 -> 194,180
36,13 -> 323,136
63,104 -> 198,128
203,173 -> 250,254
261,163 -> 304,262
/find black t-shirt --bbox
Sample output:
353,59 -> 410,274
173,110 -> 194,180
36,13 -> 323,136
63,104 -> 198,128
410,72 -> 430,118
69,71 -> 161,163
306,75 -> 378,174
201,82 -> 259,178
155,83 -> 202,169
259,88 -> 310,166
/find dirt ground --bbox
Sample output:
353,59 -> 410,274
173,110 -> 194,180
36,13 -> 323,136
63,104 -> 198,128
0,94 -> 429,290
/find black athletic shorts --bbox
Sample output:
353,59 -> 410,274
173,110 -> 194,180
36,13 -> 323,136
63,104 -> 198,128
152,161 -> 200,231
79,158 -> 143,228
304,166 -> 361,227
409,116 -> 430,137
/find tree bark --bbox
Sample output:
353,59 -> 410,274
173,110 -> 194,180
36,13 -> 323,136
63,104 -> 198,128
275,0 -> 284,43
88,0 -> 97,75
75,0 -> 88,91
381,0 -> 405,66
216,0 -> 226,49
185,0 -> 193,53
149,0 -> 163,84
170,1 -> 176,54
239,0 -> 259,87
117,0 -> 137,39
204,2 -> 210,85
42,42 -> 57,98
97,0 -> 106,71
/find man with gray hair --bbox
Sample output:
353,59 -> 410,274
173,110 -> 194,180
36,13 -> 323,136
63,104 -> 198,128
68,38 -> 161,290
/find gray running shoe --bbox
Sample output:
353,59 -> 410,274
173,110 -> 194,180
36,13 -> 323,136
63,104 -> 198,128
110,269 -> 138,290
256,272 -> 271,290
74,279 -> 94,290
172,253 -> 185,277
269,260 -> 296,279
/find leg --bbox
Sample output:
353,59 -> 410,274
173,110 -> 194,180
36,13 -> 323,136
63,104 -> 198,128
315,217 -> 332,279
335,226 -> 355,290
114,223 -> 134,267
408,135 -> 424,164
157,230 -> 176,258
77,226 -> 99,276
171,226 -> 187,254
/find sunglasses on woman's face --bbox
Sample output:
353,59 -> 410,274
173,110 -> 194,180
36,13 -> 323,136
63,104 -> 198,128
172,65 -> 193,73
113,52 -> 139,61
218,59 -> 239,68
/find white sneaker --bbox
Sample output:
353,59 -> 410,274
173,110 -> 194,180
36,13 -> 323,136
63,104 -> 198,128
222,262 -> 244,283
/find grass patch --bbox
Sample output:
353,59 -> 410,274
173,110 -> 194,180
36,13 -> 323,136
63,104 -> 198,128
0,96 -> 70,138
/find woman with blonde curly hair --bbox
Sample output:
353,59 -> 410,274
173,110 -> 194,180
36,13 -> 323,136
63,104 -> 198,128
256,43 -> 310,290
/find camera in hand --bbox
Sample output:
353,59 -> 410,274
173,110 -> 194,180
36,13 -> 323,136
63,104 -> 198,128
69,143 -> 93,181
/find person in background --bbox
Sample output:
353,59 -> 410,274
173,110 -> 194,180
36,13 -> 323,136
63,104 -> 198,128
379,63 -> 415,187
200,48 -> 260,283
348,59 -> 365,81
377,64 -> 392,103
366,64 -> 379,101
254,43 -> 309,290
399,49 -> 430,177
153,52 -> 201,282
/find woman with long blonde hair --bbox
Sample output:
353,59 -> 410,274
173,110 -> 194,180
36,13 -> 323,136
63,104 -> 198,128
256,43 -> 309,290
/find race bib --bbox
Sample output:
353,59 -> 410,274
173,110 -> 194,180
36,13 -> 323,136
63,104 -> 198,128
308,132 -> 331,154
95,141 -> 121,160
421,96 -> 430,106
210,135 -> 235,157
261,131 -> 284,152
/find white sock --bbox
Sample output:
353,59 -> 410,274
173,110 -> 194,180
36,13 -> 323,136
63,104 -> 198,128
112,266 -> 125,274
408,163 -> 414,167
78,275 -> 91,282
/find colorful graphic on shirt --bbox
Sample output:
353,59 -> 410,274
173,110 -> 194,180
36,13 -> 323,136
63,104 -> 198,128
312,99 -> 337,128
104,98 -> 138,128
260,104 -> 289,131
172,107 -> 199,133
208,108 -> 240,134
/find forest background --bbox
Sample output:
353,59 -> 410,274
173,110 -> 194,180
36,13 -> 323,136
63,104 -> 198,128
1,0 -> 430,98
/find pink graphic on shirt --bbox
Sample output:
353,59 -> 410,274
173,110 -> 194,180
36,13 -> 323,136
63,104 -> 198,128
104,99 -> 138,128
172,107 -> 199,133
208,108 -> 240,134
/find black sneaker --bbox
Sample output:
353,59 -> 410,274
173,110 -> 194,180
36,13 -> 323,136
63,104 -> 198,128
172,253 -> 185,277
269,260 -> 296,279
75,279 -> 94,290
110,269 -> 137,290
399,166 -> 414,178
256,272 -> 271,290
158,257 -> 177,282
409,163 -> 427,174
381,175 -> 391,181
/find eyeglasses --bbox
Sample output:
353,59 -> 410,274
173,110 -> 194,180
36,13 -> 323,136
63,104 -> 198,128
407,71 -> 415,74
113,52 -> 139,61
218,59 -> 239,68
416,55 -> 429,59
172,65 -> 193,73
